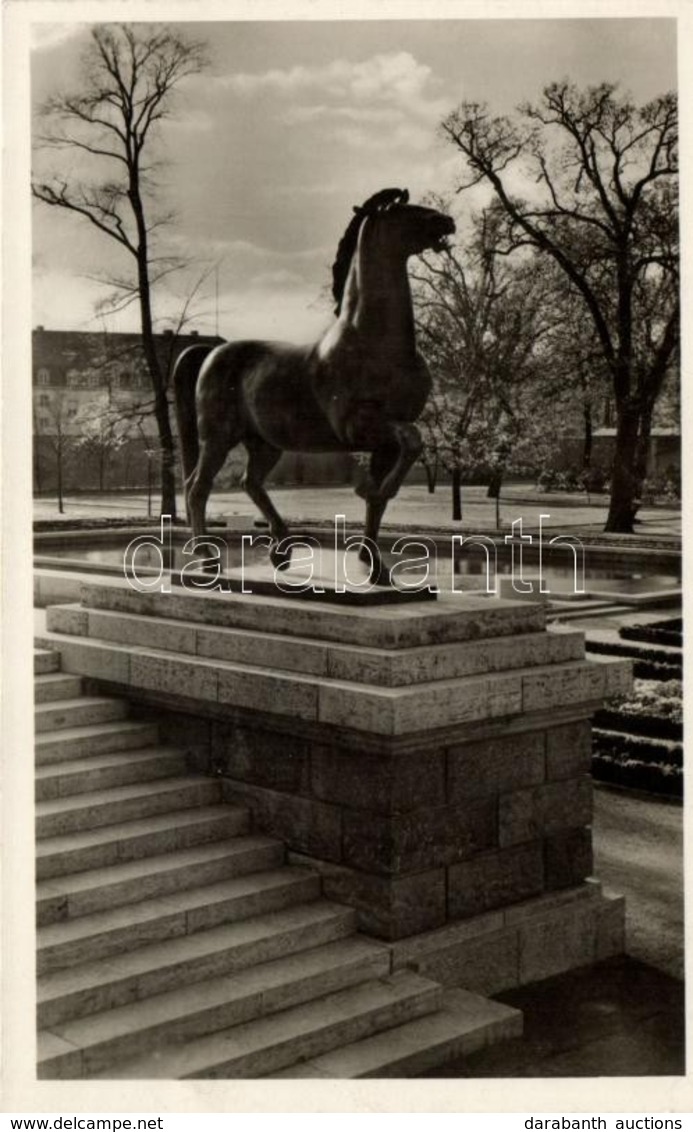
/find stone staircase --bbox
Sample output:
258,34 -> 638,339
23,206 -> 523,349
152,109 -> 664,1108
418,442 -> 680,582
35,647 -> 521,1080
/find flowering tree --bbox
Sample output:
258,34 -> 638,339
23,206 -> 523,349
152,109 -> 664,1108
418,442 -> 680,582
440,82 -> 679,532
71,393 -> 130,491
413,207 -> 563,520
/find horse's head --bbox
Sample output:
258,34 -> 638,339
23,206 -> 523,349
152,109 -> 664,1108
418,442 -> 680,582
332,189 -> 455,312
369,197 -> 456,259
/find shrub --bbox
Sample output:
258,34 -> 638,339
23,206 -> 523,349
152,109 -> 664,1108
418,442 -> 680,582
586,638 -> 681,665
591,676 -> 683,797
633,660 -> 683,681
591,750 -> 682,798
592,728 -> 682,767
586,634 -> 682,681
580,467 -> 608,493
609,678 -> 683,722
537,468 -> 559,492
594,709 -> 682,742
620,619 -> 683,648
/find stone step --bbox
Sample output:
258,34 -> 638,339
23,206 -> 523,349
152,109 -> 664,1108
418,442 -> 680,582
270,987 -> 523,1078
85,970 -> 441,1080
35,746 -> 190,803
36,625 -> 618,736
37,835 -> 285,926
35,673 -> 84,704
36,721 -> 160,767
37,865 -> 320,974
36,805 -> 250,881
35,649 -> 60,675
37,936 -> 390,1078
74,578 -> 547,650
35,697 -> 129,734
45,602 -> 585,688
36,775 -> 223,839
38,901 -> 357,1030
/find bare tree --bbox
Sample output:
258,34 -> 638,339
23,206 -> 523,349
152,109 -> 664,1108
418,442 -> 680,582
32,24 -> 208,518
441,82 -> 679,532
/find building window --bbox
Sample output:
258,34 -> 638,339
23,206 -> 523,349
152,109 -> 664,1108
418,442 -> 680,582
38,394 -> 50,406
37,368 -> 51,386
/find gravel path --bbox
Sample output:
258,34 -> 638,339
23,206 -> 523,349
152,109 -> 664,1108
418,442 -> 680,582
33,484 -> 682,536
593,784 -> 684,979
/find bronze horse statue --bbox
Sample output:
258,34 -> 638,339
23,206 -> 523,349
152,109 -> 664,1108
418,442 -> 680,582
172,188 -> 455,585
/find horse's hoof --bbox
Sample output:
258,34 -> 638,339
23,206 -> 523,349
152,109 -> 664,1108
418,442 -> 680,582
368,558 -> 394,588
269,543 -> 293,571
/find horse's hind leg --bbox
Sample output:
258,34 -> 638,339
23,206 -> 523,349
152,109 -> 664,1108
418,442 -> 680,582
187,437 -> 231,539
242,439 -> 292,569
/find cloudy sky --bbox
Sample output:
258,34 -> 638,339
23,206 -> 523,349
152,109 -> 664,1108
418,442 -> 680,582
32,17 -> 677,343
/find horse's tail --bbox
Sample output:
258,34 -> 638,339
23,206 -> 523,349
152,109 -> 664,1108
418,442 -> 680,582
172,344 -> 216,483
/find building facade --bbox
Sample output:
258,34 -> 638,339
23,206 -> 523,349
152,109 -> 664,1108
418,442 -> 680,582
32,327 -> 355,494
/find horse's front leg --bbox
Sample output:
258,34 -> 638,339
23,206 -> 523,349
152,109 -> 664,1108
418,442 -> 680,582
378,423 -> 423,500
355,423 -> 423,504
357,425 -> 423,585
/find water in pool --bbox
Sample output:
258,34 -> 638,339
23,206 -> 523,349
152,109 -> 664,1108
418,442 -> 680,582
37,536 -> 680,596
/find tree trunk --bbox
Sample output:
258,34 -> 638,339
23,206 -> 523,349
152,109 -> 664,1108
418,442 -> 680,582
487,467 -> 504,499
634,403 -> 654,490
132,188 -> 178,519
604,406 -> 640,533
34,442 -> 43,494
582,401 -> 593,471
423,459 -> 438,494
155,400 -> 178,518
451,467 -> 462,521
56,440 -> 64,515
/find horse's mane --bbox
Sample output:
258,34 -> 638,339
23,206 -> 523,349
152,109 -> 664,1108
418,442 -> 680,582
331,187 -> 409,315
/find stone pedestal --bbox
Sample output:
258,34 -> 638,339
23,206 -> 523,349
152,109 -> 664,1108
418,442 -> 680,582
38,578 -> 630,975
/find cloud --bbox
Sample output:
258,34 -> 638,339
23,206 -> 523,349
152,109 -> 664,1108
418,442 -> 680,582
217,51 -> 448,160
219,51 -> 445,120
165,109 -> 214,133
222,52 -> 427,97
218,284 -> 331,344
31,23 -> 88,52
249,268 -> 306,290
283,104 -> 403,126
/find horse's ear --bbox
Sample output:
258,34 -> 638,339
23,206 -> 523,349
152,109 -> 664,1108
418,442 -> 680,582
401,189 -> 409,204
353,206 -> 364,216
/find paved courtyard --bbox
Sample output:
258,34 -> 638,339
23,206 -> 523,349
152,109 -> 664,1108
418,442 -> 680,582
428,786 -> 684,1078
34,484 -> 682,537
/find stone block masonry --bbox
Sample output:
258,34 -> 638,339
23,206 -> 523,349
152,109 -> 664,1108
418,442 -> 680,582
216,721 -> 595,937
38,580 -> 630,961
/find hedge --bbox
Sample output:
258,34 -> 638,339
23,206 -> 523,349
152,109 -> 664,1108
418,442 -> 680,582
586,639 -> 681,664
593,708 -> 683,742
586,639 -> 682,682
592,751 -> 683,799
592,728 -> 682,768
619,618 -> 683,649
